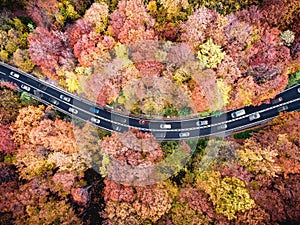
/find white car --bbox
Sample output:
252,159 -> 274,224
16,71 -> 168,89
196,120 -> 208,126
249,112 -> 260,121
20,84 -> 31,91
10,71 -> 20,78
160,124 -> 172,129
60,94 -> 71,102
217,124 -> 227,130
298,87 -> 300,93
231,109 -> 246,118
179,132 -> 190,138
49,97 -> 59,105
90,117 -> 101,124
68,107 -> 78,114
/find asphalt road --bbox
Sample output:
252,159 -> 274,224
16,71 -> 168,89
1,61 -> 299,140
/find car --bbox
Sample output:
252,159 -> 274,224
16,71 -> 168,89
216,124 -> 227,130
231,109 -> 246,118
196,120 -> 208,126
20,84 -> 31,91
277,105 -> 288,112
38,83 -> 47,91
90,117 -> 101,124
68,107 -> 78,114
160,124 -> 172,129
10,71 -> 20,78
33,90 -> 44,98
179,132 -> 190,138
49,97 -> 59,105
153,132 -> 166,138
138,120 -> 149,125
113,115 -> 127,124
271,97 -> 283,104
298,87 -> 300,93
89,107 -> 100,114
249,112 -> 260,121
59,94 -> 71,102
112,124 -> 122,132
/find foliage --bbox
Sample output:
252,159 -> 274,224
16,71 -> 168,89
26,0 -> 81,29
28,27 -> 76,79
73,31 -> 115,67
280,30 -> 295,46
119,76 -> 191,115
196,170 -> 255,220
189,0 -> 261,15
286,70 -> 300,87
108,0 -> 157,44
10,105 -> 45,146
180,7 -> 219,50
237,139 -> 281,177
103,180 -> 178,223
197,38 -> 226,69
0,88 -> 28,125
11,49 -> 35,72
0,125 -> 17,155
0,18 -> 30,64
169,202 -> 210,225
29,119 -> 78,154
198,138 -> 238,171
84,2 -> 109,33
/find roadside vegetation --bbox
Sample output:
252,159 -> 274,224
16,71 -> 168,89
0,0 -> 300,224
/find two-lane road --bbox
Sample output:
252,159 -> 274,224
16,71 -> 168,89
1,61 -> 299,140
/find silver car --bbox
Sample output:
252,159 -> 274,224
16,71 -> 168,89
60,94 -> 71,102
113,115 -> 127,124
249,112 -> 260,121
179,132 -> 190,138
160,124 -> 172,129
196,120 -> 208,126
112,125 -> 122,132
20,84 -> 31,91
68,107 -> 78,114
217,124 -> 227,130
298,88 -> 300,93
231,109 -> 246,118
90,117 -> 101,124
49,97 -> 59,105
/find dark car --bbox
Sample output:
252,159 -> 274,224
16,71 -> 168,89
139,120 -> 149,125
277,105 -> 288,112
271,97 -> 283,104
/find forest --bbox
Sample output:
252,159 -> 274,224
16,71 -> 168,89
0,0 -> 300,224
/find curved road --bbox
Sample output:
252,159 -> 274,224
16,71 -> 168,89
1,61 -> 300,140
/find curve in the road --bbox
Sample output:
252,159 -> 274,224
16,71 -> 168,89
1,61 -> 300,140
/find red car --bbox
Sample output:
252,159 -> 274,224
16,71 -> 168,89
139,120 -> 149,125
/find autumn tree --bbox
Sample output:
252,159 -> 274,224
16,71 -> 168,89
10,105 -> 45,146
0,124 -> 17,155
109,0 -> 157,44
103,180 -> 178,224
28,27 -> 76,79
84,2 -> 109,33
0,88 -> 27,125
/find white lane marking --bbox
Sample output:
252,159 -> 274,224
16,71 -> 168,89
3,63 -> 300,134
